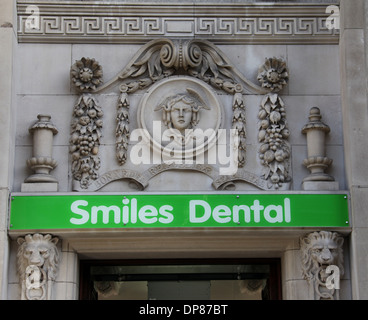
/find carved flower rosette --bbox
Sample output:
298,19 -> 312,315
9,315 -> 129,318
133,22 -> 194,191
71,57 -> 103,92
257,57 -> 289,92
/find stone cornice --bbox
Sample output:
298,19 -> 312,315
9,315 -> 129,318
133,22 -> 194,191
17,1 -> 340,44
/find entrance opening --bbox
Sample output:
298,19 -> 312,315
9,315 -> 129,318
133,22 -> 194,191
80,259 -> 281,300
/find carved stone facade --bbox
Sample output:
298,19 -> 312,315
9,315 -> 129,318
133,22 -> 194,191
66,39 -> 299,192
3,0 -> 365,301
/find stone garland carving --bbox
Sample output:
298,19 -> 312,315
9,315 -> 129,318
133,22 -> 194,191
232,90 -> 247,167
257,58 -> 291,189
113,38 -> 247,168
300,231 -> 344,300
70,58 -> 104,189
116,86 -> 130,166
17,233 -> 60,300
70,94 -> 103,189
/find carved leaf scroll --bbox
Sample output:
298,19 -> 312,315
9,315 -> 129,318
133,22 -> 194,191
116,87 -> 130,166
116,39 -> 239,95
232,90 -> 246,167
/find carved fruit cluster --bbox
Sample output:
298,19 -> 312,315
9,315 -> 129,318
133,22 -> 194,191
70,94 -> 103,188
258,93 -> 290,188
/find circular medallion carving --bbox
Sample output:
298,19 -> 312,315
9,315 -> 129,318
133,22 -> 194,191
137,76 -> 223,161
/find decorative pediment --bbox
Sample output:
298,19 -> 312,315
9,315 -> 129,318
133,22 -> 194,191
93,38 -> 267,95
69,38 -> 291,191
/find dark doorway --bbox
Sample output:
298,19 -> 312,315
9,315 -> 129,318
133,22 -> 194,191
80,258 -> 281,300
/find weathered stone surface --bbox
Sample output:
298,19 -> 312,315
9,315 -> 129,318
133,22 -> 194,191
3,0 -> 363,302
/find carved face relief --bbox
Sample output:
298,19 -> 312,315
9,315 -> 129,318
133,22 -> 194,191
170,99 -> 193,131
310,238 -> 339,266
300,231 -> 344,283
137,76 -> 223,160
23,243 -> 51,267
17,234 -> 60,300
17,234 -> 60,280
158,93 -> 204,132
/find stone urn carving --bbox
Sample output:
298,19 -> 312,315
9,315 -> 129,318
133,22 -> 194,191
301,107 -> 334,183
24,114 -> 58,184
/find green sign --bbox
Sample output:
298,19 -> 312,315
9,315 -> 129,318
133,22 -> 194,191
9,193 -> 349,230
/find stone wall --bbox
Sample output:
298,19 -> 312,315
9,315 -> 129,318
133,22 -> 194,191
0,0 -> 16,300
13,2 -> 344,193
340,0 -> 368,300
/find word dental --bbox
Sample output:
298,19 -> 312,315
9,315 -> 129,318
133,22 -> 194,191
69,197 -> 291,226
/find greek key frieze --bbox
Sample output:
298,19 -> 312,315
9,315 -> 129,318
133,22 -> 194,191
18,10 -> 338,44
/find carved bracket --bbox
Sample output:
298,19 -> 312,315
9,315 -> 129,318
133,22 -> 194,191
300,231 -> 344,300
17,234 -> 60,300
